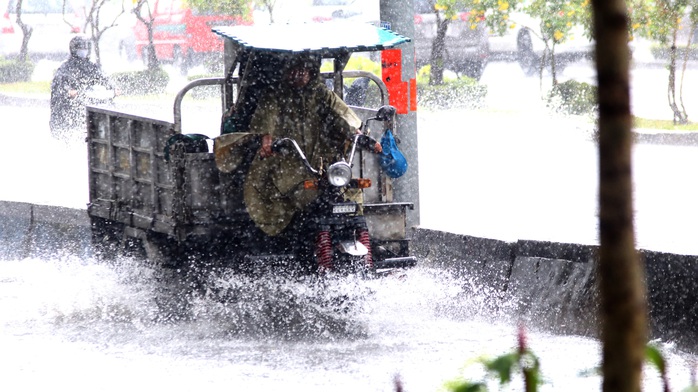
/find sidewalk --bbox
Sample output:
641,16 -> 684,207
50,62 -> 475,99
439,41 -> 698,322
633,127 -> 698,146
1,90 -> 697,146
0,89 -> 210,122
0,91 -> 50,107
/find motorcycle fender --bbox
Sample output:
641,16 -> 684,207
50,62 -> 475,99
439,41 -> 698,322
337,240 -> 368,257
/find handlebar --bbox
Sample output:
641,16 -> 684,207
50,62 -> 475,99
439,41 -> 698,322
356,134 -> 380,153
270,133 -> 379,177
271,138 -> 320,175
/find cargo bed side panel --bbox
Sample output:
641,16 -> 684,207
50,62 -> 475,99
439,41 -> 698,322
86,107 -> 177,233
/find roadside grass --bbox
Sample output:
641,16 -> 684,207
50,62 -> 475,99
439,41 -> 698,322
0,80 -> 178,102
634,116 -> 698,131
0,80 -> 50,93
2,81 -> 698,132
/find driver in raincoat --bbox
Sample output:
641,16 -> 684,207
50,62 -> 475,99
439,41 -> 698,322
49,35 -> 114,137
243,53 -> 378,237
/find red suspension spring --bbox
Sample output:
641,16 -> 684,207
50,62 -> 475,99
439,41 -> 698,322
358,229 -> 373,269
315,230 -> 333,271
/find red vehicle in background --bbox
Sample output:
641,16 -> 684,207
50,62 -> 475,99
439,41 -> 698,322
134,0 -> 252,72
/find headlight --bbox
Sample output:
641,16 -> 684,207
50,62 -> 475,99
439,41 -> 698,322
327,162 -> 352,187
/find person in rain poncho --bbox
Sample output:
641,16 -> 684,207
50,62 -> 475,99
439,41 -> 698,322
243,53 -> 381,237
50,35 -> 114,137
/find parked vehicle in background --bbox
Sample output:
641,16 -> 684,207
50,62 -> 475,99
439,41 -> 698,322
1,0 -> 85,60
309,0 -> 369,22
487,12 -> 593,76
304,0 -> 489,80
133,0 -> 252,72
413,0 -> 489,80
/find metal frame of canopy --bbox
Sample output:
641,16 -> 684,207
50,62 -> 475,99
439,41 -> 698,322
212,21 -> 411,111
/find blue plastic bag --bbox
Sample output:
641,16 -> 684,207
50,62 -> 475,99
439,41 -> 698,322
380,129 -> 408,179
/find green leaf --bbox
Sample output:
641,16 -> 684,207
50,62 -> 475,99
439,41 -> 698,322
645,344 -> 666,375
485,353 -> 518,384
449,382 -> 489,392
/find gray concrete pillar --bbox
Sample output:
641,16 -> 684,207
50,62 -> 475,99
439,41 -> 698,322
380,0 -> 420,230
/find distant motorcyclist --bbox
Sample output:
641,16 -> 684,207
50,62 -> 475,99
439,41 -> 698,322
49,35 -> 114,138
243,53 -> 381,237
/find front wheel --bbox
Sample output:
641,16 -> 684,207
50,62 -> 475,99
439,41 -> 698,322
90,216 -> 123,261
314,229 -> 374,276
172,46 -> 190,75
517,31 -> 539,76
119,39 -> 136,62
142,231 -> 187,269
141,46 -> 155,67
459,60 -> 486,80
89,217 -> 145,260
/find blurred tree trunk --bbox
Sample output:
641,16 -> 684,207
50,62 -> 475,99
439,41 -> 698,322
591,0 -> 648,391
84,0 -> 127,67
257,0 -> 277,23
15,0 -> 32,63
135,0 -> 160,70
549,43 -> 558,87
678,21 -> 697,123
668,28 -> 688,124
429,12 -> 448,85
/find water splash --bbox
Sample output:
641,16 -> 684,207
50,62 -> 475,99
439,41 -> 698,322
2,255 -> 697,391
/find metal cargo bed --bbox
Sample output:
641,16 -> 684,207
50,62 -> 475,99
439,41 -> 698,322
86,103 -> 412,244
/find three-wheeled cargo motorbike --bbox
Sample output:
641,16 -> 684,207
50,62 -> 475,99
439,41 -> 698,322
86,22 -> 417,276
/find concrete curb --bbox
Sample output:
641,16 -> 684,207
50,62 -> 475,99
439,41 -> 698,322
0,200 -> 91,260
411,227 -> 698,353
0,92 -> 50,107
3,199 -> 696,351
634,128 -> 698,146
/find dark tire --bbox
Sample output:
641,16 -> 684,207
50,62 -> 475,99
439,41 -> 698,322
550,58 -> 567,75
141,46 -> 154,67
203,52 -> 223,73
119,39 -> 137,62
173,46 -> 188,75
316,228 -> 374,277
90,216 -> 159,262
460,60 -> 486,80
142,231 -> 183,268
517,30 -> 539,76
89,216 -> 125,261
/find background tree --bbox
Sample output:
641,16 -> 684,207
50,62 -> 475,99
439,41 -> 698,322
184,0 -> 249,16
520,0 -> 589,86
85,0 -> 128,67
426,0 -> 464,85
680,5 -> 698,119
14,0 -> 32,63
631,0 -> 694,124
65,0 -> 127,67
255,0 -> 278,23
134,0 -> 159,70
592,0 -> 648,391
470,0 -> 517,37
428,0 -> 514,85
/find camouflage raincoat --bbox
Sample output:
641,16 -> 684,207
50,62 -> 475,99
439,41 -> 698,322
243,76 -> 362,236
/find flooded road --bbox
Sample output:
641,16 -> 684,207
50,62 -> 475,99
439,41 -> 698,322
2,60 -> 698,390
1,255 -> 694,391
